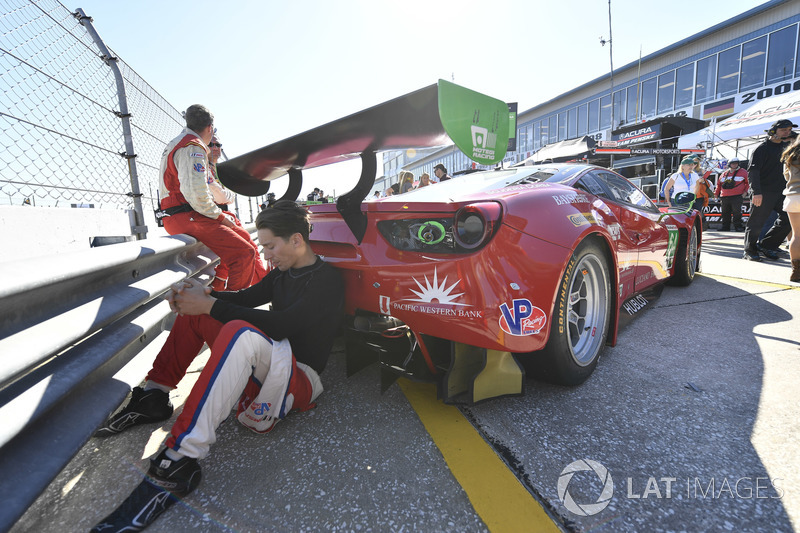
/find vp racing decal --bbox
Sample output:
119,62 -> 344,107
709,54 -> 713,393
499,298 -> 547,336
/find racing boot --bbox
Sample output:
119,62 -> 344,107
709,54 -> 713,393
95,387 -> 173,437
90,448 -> 201,532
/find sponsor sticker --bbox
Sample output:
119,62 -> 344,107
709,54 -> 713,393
568,212 -> 597,227
193,162 -> 206,173
622,294 -> 648,315
390,267 -> 484,319
553,193 -> 589,206
379,295 -> 390,315
665,225 -> 679,269
190,152 -> 204,158
499,298 -> 547,336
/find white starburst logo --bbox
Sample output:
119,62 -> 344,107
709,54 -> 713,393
406,267 -> 468,306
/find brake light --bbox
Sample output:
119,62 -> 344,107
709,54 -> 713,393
453,202 -> 502,250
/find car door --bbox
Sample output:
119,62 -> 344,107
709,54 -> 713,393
589,171 -> 669,293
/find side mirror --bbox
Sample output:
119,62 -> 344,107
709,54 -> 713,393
673,192 -> 696,207
658,192 -> 696,221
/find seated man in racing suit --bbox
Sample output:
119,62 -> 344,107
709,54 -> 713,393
158,104 -> 266,290
92,201 -> 345,532
205,132 -> 247,290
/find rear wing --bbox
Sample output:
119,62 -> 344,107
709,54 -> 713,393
217,79 -> 511,242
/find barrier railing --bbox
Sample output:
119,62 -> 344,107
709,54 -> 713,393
0,229 -> 253,531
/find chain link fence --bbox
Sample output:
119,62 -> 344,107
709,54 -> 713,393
0,0 -> 183,213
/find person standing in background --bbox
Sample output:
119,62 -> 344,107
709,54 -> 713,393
715,158 -> 749,232
743,119 -> 795,261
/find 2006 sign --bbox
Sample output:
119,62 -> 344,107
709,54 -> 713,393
741,80 -> 800,104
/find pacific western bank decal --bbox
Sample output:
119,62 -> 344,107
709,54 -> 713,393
390,267 -> 484,318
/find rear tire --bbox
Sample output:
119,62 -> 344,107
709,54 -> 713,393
520,241 -> 611,385
668,225 -> 698,287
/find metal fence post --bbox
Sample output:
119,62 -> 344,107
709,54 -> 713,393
74,8 -> 148,240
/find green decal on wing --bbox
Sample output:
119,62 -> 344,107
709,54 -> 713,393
438,79 -> 509,165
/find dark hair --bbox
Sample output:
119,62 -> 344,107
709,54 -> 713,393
255,200 -> 311,242
434,164 -> 447,173
185,104 -> 214,133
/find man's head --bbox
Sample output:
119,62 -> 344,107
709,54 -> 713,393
433,164 -> 447,179
208,134 -> 222,163
254,200 -> 313,270
728,157 -> 739,168
185,104 -> 214,144
767,119 -> 797,142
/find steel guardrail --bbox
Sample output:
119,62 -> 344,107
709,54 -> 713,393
0,228 -> 256,531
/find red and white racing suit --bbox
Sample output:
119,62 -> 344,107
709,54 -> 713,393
158,128 -> 266,290
166,320 -> 321,459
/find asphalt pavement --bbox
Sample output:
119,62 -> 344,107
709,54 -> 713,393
11,229 -> 799,533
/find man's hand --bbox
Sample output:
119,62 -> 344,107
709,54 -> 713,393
220,215 -> 235,229
752,194 -> 762,207
167,278 -> 215,316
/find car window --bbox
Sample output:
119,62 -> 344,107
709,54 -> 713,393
591,171 -> 659,212
574,172 -> 610,198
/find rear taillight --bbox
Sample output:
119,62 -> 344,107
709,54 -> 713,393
377,202 -> 502,253
453,202 -> 501,250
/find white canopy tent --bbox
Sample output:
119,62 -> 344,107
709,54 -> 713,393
678,90 -> 800,160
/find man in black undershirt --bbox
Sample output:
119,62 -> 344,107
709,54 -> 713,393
93,201 -> 344,532
743,118 -> 796,261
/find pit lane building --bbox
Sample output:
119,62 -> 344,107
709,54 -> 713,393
381,0 -> 799,198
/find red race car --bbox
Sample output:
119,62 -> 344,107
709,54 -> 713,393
219,82 -> 701,404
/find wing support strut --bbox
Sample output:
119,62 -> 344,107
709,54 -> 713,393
281,168 -> 303,203
336,150 -> 376,244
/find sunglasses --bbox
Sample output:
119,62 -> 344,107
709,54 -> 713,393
209,143 -> 222,148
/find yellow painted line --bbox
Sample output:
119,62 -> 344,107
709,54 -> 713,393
698,272 -> 800,290
398,379 -> 561,533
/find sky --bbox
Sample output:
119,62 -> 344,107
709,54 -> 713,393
70,0 -> 769,198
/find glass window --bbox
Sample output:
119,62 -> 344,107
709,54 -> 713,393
716,46 -> 740,98
593,171 -> 658,212
766,24 -> 797,84
518,127 -> 527,154
740,36 -> 766,91
640,78 -> 657,119
613,90 -> 625,129
797,29 -> 800,77
657,71 -> 675,114
675,64 -> 694,108
599,95 -> 611,130
626,85 -> 638,124
588,100 -> 599,133
694,55 -> 716,104
526,124 -> 533,152
548,115 -> 557,144
568,108 -> 577,138
578,103 -> 588,136
558,111 -> 567,141
533,121 -> 541,151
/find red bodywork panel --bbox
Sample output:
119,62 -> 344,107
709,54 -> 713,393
307,166 -> 699,355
